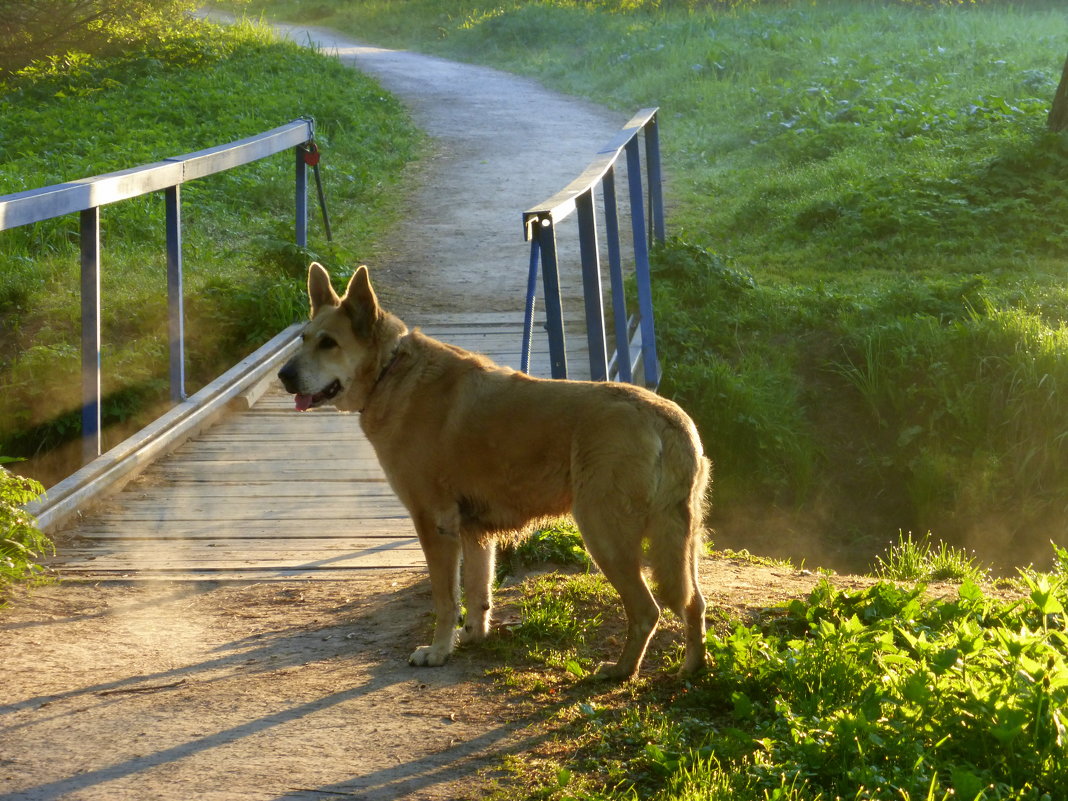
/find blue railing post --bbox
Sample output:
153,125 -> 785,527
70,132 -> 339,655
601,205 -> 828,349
295,146 -> 308,248
80,208 -> 102,464
538,219 -> 568,380
645,112 -> 666,243
625,137 -> 661,388
520,107 -> 664,389
576,189 -> 608,382
601,166 -> 633,383
521,237 -> 541,375
165,186 -> 186,402
0,119 -> 318,468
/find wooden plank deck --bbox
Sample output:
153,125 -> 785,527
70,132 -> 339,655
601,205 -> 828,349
46,314 -> 590,580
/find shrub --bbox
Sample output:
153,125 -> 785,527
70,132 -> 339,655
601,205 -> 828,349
0,461 -> 53,594
0,0 -> 198,76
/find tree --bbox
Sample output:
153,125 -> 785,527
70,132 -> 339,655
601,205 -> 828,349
0,0 -> 194,77
1049,52 -> 1068,133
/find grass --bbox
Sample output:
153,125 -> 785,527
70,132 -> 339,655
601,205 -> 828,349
216,0 -> 1068,573
0,16 -> 420,484
873,530 -> 989,583
484,553 -> 1068,801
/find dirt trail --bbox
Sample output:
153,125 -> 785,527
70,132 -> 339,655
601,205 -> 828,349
0,23 -> 835,801
266,20 -> 623,315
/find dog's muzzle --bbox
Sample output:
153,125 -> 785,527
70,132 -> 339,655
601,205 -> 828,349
277,360 -> 341,412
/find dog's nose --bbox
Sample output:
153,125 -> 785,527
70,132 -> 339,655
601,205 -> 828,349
277,360 -> 299,394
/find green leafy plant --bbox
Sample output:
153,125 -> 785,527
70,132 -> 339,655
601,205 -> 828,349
492,548 -> 1068,800
0,462 -> 53,593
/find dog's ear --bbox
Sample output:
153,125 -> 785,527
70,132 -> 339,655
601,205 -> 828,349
307,262 -> 340,317
341,266 -> 380,336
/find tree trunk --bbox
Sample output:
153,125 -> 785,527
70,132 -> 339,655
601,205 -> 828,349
1049,52 -> 1068,132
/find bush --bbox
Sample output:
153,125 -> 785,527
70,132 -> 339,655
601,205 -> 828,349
0,461 -> 52,594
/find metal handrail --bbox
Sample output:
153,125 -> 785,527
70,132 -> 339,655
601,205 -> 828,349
521,107 -> 665,388
0,118 -> 319,464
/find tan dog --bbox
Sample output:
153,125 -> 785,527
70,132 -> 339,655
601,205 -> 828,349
278,263 -> 710,679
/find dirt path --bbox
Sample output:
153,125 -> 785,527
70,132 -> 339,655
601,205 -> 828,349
0,24 -> 836,801
265,20 -> 623,315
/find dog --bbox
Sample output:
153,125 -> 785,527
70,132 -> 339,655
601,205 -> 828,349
278,263 -> 710,680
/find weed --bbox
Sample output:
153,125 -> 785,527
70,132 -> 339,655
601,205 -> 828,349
490,548 -> 1068,800
873,530 -> 990,584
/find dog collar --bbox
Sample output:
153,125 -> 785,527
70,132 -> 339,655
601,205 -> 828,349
360,342 -> 404,413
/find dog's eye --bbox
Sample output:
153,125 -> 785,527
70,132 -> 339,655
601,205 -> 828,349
318,336 -> 338,350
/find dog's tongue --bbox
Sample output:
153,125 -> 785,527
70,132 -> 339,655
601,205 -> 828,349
294,394 -> 314,412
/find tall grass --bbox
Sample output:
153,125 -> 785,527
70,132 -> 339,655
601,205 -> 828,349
0,17 -> 419,482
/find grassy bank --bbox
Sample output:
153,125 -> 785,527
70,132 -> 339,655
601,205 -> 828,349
0,16 -> 419,484
222,0 -> 1068,572
483,545 -> 1068,801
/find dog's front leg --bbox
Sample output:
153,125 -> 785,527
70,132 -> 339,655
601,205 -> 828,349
409,511 -> 462,667
459,537 -> 495,644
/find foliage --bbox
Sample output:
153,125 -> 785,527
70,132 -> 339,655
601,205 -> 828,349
0,0 -> 198,76
495,560 -> 1068,801
0,462 -> 53,593
0,17 -> 419,482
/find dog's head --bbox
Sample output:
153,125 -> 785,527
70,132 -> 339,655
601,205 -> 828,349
277,262 -> 405,413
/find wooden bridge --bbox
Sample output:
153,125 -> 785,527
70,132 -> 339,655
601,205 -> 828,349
12,98 -> 666,583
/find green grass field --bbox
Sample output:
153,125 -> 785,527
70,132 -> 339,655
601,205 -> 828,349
221,0 -> 1068,573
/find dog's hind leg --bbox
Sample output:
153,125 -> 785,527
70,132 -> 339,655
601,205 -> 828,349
648,518 -> 706,676
459,537 -> 495,644
574,505 -> 660,681
648,455 -> 709,676
409,510 -> 463,667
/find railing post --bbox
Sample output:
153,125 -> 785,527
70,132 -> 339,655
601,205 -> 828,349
626,138 -> 661,388
601,167 -> 632,383
537,218 -> 568,380
576,189 -> 608,382
165,186 -> 186,402
80,208 -> 102,464
295,145 -> 308,248
645,112 -> 666,243
521,237 -> 540,375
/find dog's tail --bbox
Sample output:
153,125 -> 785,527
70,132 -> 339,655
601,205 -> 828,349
647,423 -> 710,621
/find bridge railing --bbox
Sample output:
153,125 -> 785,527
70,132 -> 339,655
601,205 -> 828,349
0,118 -> 320,464
521,107 -> 666,388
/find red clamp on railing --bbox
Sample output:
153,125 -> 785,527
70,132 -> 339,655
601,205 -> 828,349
302,142 -> 321,167
300,141 -> 332,241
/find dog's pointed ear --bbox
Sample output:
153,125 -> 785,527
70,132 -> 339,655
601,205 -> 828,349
341,265 -> 380,336
307,262 -> 340,317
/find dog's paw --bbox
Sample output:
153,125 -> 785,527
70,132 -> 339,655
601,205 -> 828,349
409,645 -> 451,667
592,661 -> 637,682
458,623 -> 489,645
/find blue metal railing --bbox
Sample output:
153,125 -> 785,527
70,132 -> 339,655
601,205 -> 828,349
521,107 -> 666,388
0,119 -> 320,465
